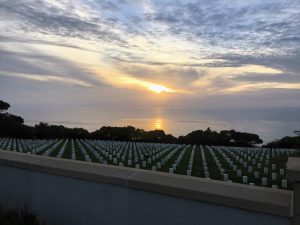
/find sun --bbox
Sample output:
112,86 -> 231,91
155,119 -> 162,129
148,84 -> 175,94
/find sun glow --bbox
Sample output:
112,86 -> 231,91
148,84 -> 175,94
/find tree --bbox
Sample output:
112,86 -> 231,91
0,100 -> 10,113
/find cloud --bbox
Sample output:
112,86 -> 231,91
232,73 -> 300,84
1,0 -> 300,141
1,72 -> 93,87
0,0 -> 128,45
0,46 -> 102,88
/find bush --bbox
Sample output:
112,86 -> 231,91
0,202 -> 45,225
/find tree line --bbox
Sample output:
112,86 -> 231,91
264,131 -> 300,149
1,100 -> 298,148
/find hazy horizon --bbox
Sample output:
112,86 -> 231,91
1,0 -> 300,143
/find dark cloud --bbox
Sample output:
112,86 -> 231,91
1,0 -> 299,66
146,0 -> 300,55
0,0 -> 128,45
232,73 -> 300,83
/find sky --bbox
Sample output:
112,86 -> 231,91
0,0 -> 300,142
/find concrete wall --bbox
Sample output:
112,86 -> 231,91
287,157 -> 300,225
0,164 -> 291,225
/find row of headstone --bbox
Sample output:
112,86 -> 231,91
212,146 -> 290,188
0,138 -> 296,189
186,145 -> 196,176
56,140 -> 68,158
43,140 -> 64,156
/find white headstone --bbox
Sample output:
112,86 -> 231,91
243,176 -> 248,184
128,160 -> 132,166
272,173 -> 277,181
248,166 -> 253,173
223,174 -> 228,181
220,168 -> 225,175
113,158 -> 117,164
282,180 -> 288,189
204,171 -> 210,178
280,169 -> 284,176
157,162 -> 161,170
172,164 -> 176,171
257,163 -> 261,169
233,165 -> 237,171
262,177 -> 267,186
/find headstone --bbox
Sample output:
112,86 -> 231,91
223,174 -> 228,181
265,160 -> 269,166
128,160 -> 132,166
280,169 -> 284,176
264,167 -> 268,175
113,158 -> 117,164
248,166 -> 253,173
262,177 -> 267,186
282,180 -> 288,189
204,171 -> 210,178
172,164 -> 176,171
157,162 -> 161,170
233,165 -> 237,171
220,168 -> 225,175
243,176 -> 248,184
257,163 -> 261,169
272,173 -> 277,181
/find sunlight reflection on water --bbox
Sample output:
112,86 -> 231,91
26,117 -> 300,143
